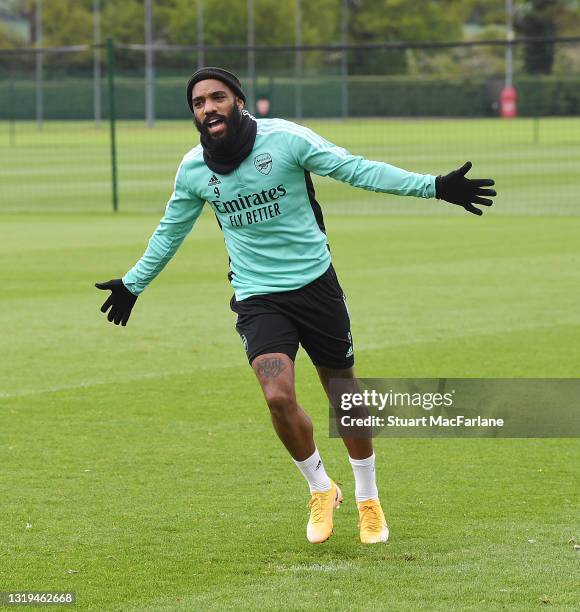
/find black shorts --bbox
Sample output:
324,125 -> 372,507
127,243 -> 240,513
230,264 -> 354,369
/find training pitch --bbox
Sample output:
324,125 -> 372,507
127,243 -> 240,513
1,118 -> 579,610
1,116 -> 579,214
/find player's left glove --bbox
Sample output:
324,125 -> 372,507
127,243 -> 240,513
95,278 -> 138,326
436,161 -> 496,216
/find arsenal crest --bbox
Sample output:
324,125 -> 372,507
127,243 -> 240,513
254,153 -> 273,175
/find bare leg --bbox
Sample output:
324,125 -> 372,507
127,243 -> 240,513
252,353 -> 315,461
316,365 -> 373,460
317,365 -> 387,541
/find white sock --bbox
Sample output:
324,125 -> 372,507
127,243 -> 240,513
293,448 -> 331,493
349,453 -> 379,502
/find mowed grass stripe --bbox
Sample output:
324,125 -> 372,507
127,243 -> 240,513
1,118 -> 579,213
1,156 -> 579,607
2,366 -> 578,609
2,315 -> 579,401
1,215 -> 578,393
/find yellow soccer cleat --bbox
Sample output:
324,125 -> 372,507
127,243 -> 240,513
306,480 -> 343,544
357,499 -> 389,544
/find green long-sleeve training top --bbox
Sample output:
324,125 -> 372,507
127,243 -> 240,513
123,118 -> 436,301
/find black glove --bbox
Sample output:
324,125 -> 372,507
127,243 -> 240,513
95,278 -> 138,326
435,161 -> 496,216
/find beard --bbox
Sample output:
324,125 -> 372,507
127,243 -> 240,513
195,101 -> 257,174
194,104 -> 243,155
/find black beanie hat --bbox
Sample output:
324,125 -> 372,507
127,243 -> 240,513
186,67 -> 246,114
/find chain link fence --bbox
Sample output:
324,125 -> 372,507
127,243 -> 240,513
1,38 -> 579,214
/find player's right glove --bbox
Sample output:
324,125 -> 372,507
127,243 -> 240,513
95,278 -> 138,326
436,161 -> 496,216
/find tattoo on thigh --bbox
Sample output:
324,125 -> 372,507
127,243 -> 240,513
256,358 -> 287,380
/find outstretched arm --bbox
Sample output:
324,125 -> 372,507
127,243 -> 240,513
121,190 -> 204,295
95,162 -> 204,326
285,122 -> 495,214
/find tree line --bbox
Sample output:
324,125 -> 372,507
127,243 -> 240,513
0,0 -> 579,75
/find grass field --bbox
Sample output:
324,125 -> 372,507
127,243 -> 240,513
1,117 -> 579,214
1,118 -> 579,610
1,211 -> 579,610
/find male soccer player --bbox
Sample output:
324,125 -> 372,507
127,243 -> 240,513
96,67 -> 496,544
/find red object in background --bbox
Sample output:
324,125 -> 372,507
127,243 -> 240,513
500,86 -> 517,118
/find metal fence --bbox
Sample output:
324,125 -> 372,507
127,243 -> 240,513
1,38 -> 579,215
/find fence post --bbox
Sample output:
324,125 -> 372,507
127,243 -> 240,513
340,0 -> 349,118
295,0 -> 302,119
9,65 -> 16,147
533,78 -> 540,145
247,0 -> 256,114
35,0 -> 44,132
106,37 -> 119,212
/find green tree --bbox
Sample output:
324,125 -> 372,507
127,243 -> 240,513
0,19 -> 23,47
164,0 -> 343,73
42,0 -> 92,46
463,0 -> 506,28
514,0 -> 558,74
347,0 -> 465,75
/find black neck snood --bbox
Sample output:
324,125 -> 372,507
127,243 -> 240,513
199,109 -> 257,175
